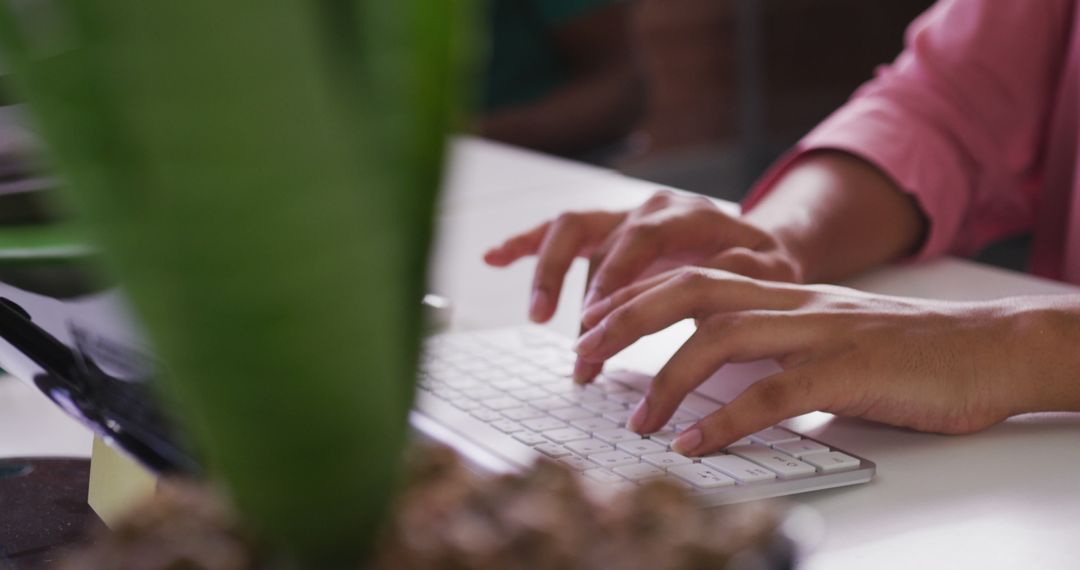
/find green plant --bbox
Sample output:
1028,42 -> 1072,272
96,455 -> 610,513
0,1 -> 473,566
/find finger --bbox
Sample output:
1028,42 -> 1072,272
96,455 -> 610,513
584,209 -> 764,309
483,221 -> 551,266
529,211 -> 624,323
626,313 -> 822,436
705,248 -> 771,280
707,247 -> 800,283
581,227 -> 622,320
580,269 -> 677,329
670,366 -> 831,456
575,269 -> 804,363
572,245 -> 618,384
580,189 -> 679,307
572,360 -> 604,384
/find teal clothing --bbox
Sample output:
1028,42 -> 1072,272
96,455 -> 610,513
483,0 -> 622,111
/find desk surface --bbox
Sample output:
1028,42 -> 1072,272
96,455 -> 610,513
5,137 -> 1079,569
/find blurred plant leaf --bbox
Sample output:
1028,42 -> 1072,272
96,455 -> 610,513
0,0 -> 474,565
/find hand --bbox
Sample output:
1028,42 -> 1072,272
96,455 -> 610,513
484,190 -> 803,379
572,267 -> 1041,456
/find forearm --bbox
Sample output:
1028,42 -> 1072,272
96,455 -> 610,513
477,68 -> 642,156
743,151 -> 927,283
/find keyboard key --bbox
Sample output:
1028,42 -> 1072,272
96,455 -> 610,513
612,463 -> 665,481
749,428 -> 801,446
589,450 -> 640,468
616,439 -> 667,456
729,444 -> 817,479
470,409 -> 502,422
603,409 -> 634,424
803,451 -> 860,473
559,456 -> 595,471
490,378 -> 529,392
513,431 -> 548,446
534,443 -> 572,458
565,439 -> 615,456
522,371 -> 562,385
774,439 -> 830,458
502,406 -> 546,421
504,363 -> 541,376
531,396 -> 573,411
431,386 -> 460,400
521,417 -> 566,432
655,476 -> 695,490
544,383 -> 592,397
594,428 -> 643,444
448,398 -> 481,411
571,417 -> 618,433
461,386 -> 501,400
543,427 -> 591,443
668,464 -> 736,489
442,376 -> 480,390
550,406 -> 597,421
607,391 -> 644,405
591,379 -> 629,393
700,454 -> 776,483
584,469 -> 626,484
642,452 -> 693,469
669,410 -> 699,423
677,393 -> 723,417
582,400 -> 626,414
564,390 -> 607,404
490,420 -> 523,433
647,430 -> 678,446
481,397 -> 523,411
507,387 -> 549,401
551,363 -> 574,377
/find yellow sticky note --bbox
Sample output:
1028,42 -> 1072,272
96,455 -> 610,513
87,436 -> 158,527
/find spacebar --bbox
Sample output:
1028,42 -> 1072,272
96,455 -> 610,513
413,394 -> 542,471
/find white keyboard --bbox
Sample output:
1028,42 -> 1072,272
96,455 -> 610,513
412,326 -> 875,505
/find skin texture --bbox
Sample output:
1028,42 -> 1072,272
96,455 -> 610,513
485,151 -> 1080,455
476,3 -> 643,157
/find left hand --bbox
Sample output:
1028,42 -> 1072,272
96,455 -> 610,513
572,267 -> 1036,456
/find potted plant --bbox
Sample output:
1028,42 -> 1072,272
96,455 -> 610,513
0,1 -> 471,567
0,2 -> 799,568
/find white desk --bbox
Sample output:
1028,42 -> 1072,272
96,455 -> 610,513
433,138 -> 1080,570
4,137 -> 1079,569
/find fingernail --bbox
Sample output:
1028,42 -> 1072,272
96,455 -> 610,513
672,428 -> 703,455
581,297 -> 611,328
627,398 -> 649,432
572,321 -> 605,354
529,290 -> 550,322
572,359 -> 600,384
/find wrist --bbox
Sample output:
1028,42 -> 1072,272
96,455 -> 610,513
999,298 -> 1080,414
738,213 -> 813,284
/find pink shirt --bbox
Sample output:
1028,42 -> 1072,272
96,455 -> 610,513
744,0 -> 1080,283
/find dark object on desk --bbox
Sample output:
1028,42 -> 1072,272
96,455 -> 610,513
0,458 -> 105,570
0,296 -> 197,475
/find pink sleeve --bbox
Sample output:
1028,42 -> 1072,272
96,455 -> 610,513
743,0 -> 1074,260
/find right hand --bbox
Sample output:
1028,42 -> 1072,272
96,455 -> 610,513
483,190 -> 804,379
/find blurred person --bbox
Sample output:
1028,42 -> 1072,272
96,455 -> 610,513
484,0 -> 1080,456
476,0 -> 642,161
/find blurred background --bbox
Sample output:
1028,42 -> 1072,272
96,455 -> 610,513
0,0 -> 1025,281
475,0 -> 935,201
